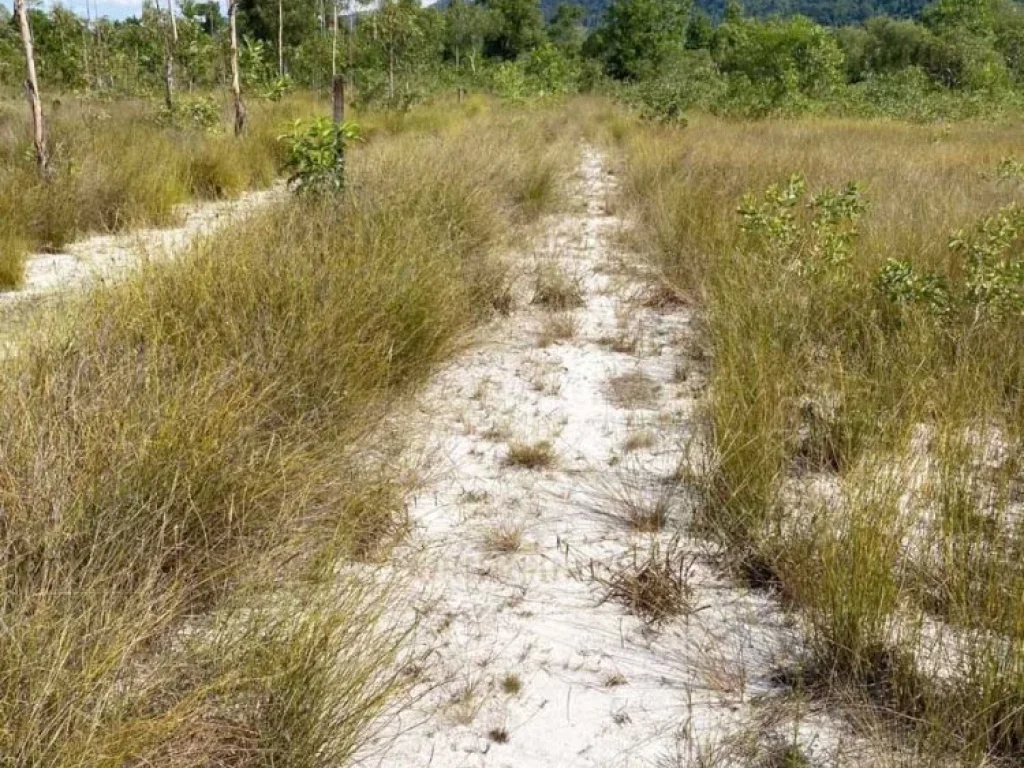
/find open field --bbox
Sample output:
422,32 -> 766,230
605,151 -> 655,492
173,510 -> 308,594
613,110 -> 1024,763
0,79 -> 1022,768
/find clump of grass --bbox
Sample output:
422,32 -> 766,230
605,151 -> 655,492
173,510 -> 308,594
623,430 -> 657,452
605,371 -> 661,409
500,673 -> 523,695
487,726 -> 511,744
484,522 -> 525,553
532,261 -> 585,311
603,672 -> 628,687
594,540 -> 694,625
505,440 -> 557,469
537,312 -> 579,347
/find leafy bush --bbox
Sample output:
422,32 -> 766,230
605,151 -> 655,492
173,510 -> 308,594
738,174 -> 867,276
157,95 -> 222,133
877,205 -> 1024,320
280,117 -> 362,194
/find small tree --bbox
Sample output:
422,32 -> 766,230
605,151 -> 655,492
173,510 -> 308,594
13,0 -> 47,172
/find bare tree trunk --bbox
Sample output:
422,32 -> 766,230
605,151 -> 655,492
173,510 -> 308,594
163,0 -> 177,111
278,0 -> 284,77
332,0 -> 338,80
13,0 -> 47,173
388,48 -> 395,101
163,45 -> 175,111
229,0 -> 246,136
348,0 -> 355,71
166,0 -> 178,43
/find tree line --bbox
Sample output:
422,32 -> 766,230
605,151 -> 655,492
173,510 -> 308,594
2,0 -> 1023,116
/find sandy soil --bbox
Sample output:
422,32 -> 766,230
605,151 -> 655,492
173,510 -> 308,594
1,186 -> 282,305
359,150 -> 862,768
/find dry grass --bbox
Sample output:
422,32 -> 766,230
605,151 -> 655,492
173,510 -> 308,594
504,440 -> 557,469
605,371 -> 661,409
537,312 -> 579,347
0,102 -> 577,767
593,540 -> 694,625
484,521 -> 525,554
0,96 -> 304,289
531,261 -> 586,310
616,108 -> 1024,763
500,673 -> 523,695
623,429 -> 657,452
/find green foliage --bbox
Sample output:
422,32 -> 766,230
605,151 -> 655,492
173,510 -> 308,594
280,117 -> 362,194
877,205 -> 1024,320
157,94 -> 223,132
589,0 -> 692,80
482,0 -> 547,60
997,155 -> 1024,180
739,175 -> 867,275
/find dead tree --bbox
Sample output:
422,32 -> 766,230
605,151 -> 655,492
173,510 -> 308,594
13,0 -> 47,173
278,0 -> 284,77
229,0 -> 246,136
164,0 -> 179,110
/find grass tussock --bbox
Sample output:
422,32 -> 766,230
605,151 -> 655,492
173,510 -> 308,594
0,104 -> 576,766
532,261 -> 586,310
504,440 -> 557,470
593,540 -> 694,625
616,108 -> 1024,763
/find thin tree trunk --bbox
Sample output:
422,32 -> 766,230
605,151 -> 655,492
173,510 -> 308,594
348,0 -> 355,71
278,0 -> 284,77
229,0 -> 246,136
388,48 -> 395,100
332,0 -> 338,80
13,0 -> 47,173
163,0 -> 177,111
167,0 -> 178,43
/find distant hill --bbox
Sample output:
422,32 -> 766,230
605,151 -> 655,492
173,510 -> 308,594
540,0 -> 932,26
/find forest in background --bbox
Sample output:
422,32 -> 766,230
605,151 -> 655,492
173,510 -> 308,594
1,0 -> 1023,121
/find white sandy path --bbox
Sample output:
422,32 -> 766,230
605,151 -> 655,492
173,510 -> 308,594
1,185 -> 282,304
360,149 -> 846,768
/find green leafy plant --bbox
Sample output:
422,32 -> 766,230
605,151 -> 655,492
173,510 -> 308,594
280,117 -> 362,195
157,95 -> 222,133
739,175 -> 866,277
996,156 -> 1024,181
876,205 -> 1024,321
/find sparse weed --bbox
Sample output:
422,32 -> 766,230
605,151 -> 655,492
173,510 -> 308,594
538,312 -> 579,346
532,261 -> 586,310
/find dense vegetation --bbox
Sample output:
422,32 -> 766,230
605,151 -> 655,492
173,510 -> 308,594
2,0 -> 1022,120
549,0 -> 935,24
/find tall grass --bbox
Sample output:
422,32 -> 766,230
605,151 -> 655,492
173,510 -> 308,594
0,105 -> 575,766
613,112 -> 1024,764
0,96 -> 307,289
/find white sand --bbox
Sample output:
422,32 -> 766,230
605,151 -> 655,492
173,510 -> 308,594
360,149 -> 856,768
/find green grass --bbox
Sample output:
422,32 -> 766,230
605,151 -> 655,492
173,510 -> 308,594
0,103 -> 575,767
613,110 -> 1024,764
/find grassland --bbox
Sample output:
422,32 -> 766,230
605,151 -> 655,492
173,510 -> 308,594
0,100 -> 575,767
611,111 -> 1024,764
